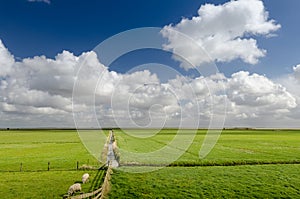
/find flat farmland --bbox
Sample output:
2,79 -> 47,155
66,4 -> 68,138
1,129 -> 300,198
114,129 -> 300,165
0,170 -> 103,198
0,130 -> 103,198
110,129 -> 300,198
109,164 -> 300,198
0,130 -> 101,171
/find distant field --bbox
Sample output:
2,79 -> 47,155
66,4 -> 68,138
114,129 -> 300,165
0,130 -> 100,171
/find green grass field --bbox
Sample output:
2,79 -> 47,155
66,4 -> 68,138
0,129 -> 104,198
109,165 -> 300,198
0,170 -> 104,198
111,129 -> 300,198
1,129 -> 300,198
0,130 -> 101,171
114,129 -> 300,165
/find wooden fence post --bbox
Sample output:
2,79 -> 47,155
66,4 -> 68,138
48,162 -> 50,171
77,161 -> 79,170
20,163 -> 22,172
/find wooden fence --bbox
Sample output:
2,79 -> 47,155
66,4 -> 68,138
0,161 -> 99,172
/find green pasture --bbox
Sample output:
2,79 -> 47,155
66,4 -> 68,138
0,130 -> 101,171
111,129 -> 300,198
0,170 -> 105,198
114,129 -> 300,165
109,164 -> 300,198
0,129 -> 299,198
0,129 -> 106,198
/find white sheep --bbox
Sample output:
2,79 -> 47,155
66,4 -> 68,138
68,183 -> 81,196
82,173 -> 89,184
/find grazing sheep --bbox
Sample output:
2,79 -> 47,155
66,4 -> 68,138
68,183 -> 81,196
82,173 -> 89,184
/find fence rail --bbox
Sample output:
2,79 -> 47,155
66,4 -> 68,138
64,131 -> 115,199
69,187 -> 102,199
0,161 -> 101,172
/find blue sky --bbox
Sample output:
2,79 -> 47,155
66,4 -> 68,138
0,0 -> 204,57
0,0 -> 299,77
0,0 -> 300,128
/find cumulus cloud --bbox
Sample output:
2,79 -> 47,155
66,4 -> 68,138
161,0 -> 281,69
0,41 -> 105,127
227,71 -> 296,109
275,64 -> 300,122
225,71 -> 297,125
168,71 -> 297,123
0,40 -> 14,77
0,39 -> 299,128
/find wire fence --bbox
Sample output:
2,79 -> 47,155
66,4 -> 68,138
0,160 -> 103,172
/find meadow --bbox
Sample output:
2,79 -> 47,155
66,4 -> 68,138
114,129 -> 300,165
110,129 -> 300,198
1,129 -> 300,198
109,165 -> 300,198
0,129 -> 103,198
0,130 -> 102,171
0,170 -> 105,198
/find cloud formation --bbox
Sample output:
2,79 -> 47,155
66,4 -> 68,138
275,64 -> 300,122
161,0 -> 280,69
0,40 -> 14,77
0,40 -> 299,128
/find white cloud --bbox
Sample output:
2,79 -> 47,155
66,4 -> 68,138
0,39 -> 299,128
169,71 -> 297,125
227,71 -> 296,109
27,0 -> 51,4
161,0 -> 280,69
0,40 -> 14,77
275,65 -> 300,121
0,41 -> 104,127
225,71 -> 297,125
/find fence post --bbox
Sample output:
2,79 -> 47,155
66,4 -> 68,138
20,163 -> 22,172
77,161 -> 79,170
48,162 -> 50,171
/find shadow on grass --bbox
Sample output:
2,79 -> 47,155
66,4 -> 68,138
88,166 -> 107,192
